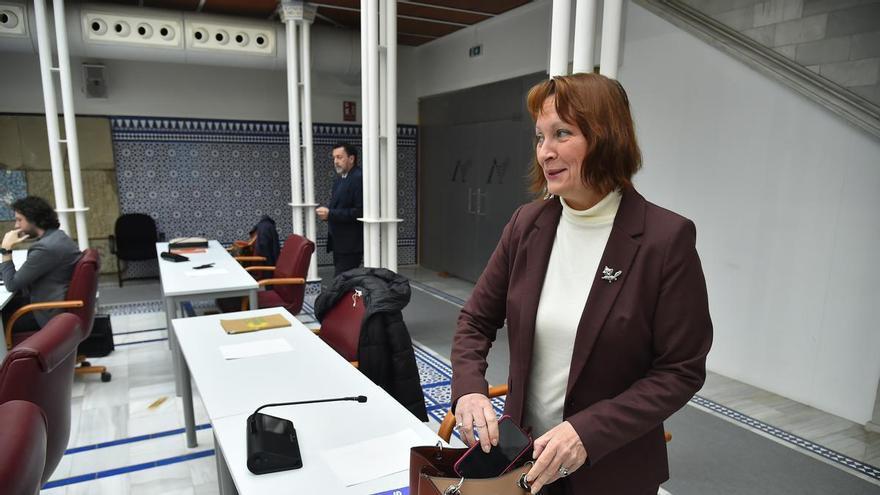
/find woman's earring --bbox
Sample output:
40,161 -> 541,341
543,186 -> 553,200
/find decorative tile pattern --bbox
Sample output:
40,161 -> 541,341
0,169 -> 27,220
691,395 -> 880,482
111,117 -> 418,271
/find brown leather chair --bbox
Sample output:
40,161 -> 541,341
4,249 -> 108,381
233,234 -> 315,315
0,400 -> 48,495
0,313 -> 81,483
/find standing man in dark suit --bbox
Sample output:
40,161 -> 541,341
1,196 -> 81,334
317,142 -> 363,277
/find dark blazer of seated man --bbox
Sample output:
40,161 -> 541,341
1,196 -> 82,334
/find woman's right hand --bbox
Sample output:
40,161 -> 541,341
454,393 -> 499,453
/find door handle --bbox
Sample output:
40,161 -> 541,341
467,187 -> 475,214
476,188 -> 487,216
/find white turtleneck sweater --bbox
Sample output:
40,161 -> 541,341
523,190 -> 622,437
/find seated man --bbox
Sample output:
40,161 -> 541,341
1,196 -> 81,334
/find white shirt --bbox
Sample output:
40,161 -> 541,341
523,190 -> 621,436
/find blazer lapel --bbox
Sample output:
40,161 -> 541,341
566,187 -> 646,396
518,199 -> 562,376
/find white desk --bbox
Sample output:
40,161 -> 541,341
0,250 -> 35,361
173,308 -> 440,494
156,240 -> 259,446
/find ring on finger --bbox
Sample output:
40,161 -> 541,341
473,423 -> 486,428
557,465 -> 570,477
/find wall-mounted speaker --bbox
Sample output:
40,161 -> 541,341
82,63 -> 108,99
0,3 -> 27,37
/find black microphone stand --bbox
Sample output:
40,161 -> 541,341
246,395 -> 368,475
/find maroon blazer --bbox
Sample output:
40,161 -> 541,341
451,186 -> 713,494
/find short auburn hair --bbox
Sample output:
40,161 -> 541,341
526,73 -> 642,196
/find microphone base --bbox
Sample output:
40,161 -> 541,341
246,413 -> 303,475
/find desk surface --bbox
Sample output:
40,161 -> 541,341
155,240 -> 257,298
174,308 -> 384,419
173,307 -> 440,494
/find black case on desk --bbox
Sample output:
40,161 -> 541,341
246,412 -> 303,474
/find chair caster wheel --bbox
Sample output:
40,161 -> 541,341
81,361 -> 91,367
101,372 -> 112,382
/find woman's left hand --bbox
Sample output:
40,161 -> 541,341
525,421 -> 588,494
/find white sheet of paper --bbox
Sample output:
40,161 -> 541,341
219,338 -> 292,360
184,268 -> 229,277
321,429 -> 423,487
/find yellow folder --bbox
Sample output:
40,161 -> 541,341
220,314 -> 292,334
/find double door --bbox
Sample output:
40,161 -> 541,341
421,119 -> 532,282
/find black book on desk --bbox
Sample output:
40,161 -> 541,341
168,237 -> 209,249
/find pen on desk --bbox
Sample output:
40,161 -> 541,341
193,263 -> 215,269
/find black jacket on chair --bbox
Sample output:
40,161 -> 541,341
315,268 -> 428,421
327,166 -> 363,255
250,215 -> 280,266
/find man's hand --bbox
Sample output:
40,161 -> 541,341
2,228 -> 29,250
316,206 -> 329,221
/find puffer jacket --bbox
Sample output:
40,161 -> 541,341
315,268 -> 428,421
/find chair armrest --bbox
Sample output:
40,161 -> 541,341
257,277 -> 305,287
237,256 -> 268,264
5,300 -> 84,349
108,235 -> 117,255
245,265 -> 275,273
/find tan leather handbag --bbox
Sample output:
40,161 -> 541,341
409,443 -> 534,495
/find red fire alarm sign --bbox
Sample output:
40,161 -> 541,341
343,101 -> 356,122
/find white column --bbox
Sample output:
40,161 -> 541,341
599,0 -> 624,79
363,0 -> 381,268
282,5 -> 304,236
299,6 -> 318,281
378,0 -> 389,269
359,0 -> 373,266
53,0 -> 89,249
384,0 -> 398,272
549,0 -> 572,77
32,0 -> 71,235
572,0 -> 598,74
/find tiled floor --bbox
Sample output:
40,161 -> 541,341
35,267 -> 880,494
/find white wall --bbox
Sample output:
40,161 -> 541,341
621,3 -> 880,424
415,0 -> 552,98
412,0 -> 880,423
0,37 -> 419,124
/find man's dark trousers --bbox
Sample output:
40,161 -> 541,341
333,252 -> 362,277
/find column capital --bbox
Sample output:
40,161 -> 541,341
279,1 -> 317,23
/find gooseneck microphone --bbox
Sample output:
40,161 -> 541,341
246,395 -> 368,475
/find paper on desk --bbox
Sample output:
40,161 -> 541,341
184,268 -> 229,277
321,429 -> 423,487
219,338 -> 292,360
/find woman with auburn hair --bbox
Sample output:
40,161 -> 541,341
450,73 -> 713,494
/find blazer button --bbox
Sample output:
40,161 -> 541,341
566,399 -> 574,408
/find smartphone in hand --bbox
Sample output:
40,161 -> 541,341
454,415 -> 533,479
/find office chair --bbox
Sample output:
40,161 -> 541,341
437,384 -> 672,444
312,289 -> 365,368
4,249 -> 109,382
0,400 -> 48,495
0,313 -> 82,483
109,213 -> 163,287
223,234 -> 314,315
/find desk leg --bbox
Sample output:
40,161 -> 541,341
249,290 -> 258,311
214,432 -> 238,495
181,352 -> 198,448
166,297 -> 184,396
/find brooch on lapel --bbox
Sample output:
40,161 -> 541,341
601,266 -> 622,283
